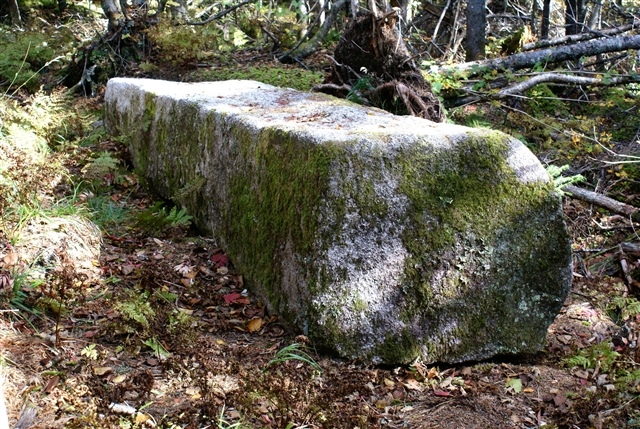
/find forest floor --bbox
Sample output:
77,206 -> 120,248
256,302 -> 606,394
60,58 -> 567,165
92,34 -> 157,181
1,19 -> 640,429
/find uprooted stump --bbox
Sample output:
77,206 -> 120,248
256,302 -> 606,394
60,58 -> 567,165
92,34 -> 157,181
314,8 -> 444,122
105,77 -> 572,364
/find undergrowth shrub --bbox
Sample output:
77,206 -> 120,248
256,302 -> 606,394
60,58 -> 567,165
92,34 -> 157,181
146,20 -> 224,66
0,26 -> 72,93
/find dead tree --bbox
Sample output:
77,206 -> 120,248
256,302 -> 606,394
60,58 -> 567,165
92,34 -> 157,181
314,1 -> 444,122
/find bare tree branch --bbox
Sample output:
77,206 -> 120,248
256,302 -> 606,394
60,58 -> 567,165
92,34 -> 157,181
446,71 -> 640,107
498,72 -> 640,96
185,0 -> 253,26
522,20 -> 640,51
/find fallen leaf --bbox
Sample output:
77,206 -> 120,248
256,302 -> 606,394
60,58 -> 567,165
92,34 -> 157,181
135,413 -> 151,424
2,250 -> 18,267
574,369 -> 589,379
402,379 -> 424,391
506,377 -> 523,393
427,367 -> 438,379
433,389 -> 451,397
44,376 -> 58,393
109,403 -> 136,415
199,266 -> 215,276
120,264 -> 136,275
224,292 -> 242,304
112,374 -> 127,384
93,367 -> 112,376
212,253 -> 229,268
383,378 -> 395,388
186,387 -> 200,395
174,261 -> 195,276
247,317 -> 263,332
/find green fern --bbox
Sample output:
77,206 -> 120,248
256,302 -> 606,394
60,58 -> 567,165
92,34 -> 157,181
82,151 -> 119,176
610,296 -> 640,321
546,164 -> 585,195
565,355 -> 591,370
165,206 -> 192,227
114,291 -> 155,333
135,202 -> 192,232
564,342 -> 620,372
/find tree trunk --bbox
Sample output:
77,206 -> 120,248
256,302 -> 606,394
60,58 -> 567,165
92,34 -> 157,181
565,0 -> 585,35
446,33 -> 640,76
278,0 -> 348,63
465,0 -> 486,60
7,0 -> 21,26
541,0 -> 550,39
101,0 -> 120,30
446,71 -> 640,107
586,0 -> 603,29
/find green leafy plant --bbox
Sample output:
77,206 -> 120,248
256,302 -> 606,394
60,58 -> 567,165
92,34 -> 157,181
113,291 -> 156,334
143,337 -> 171,359
266,343 -> 321,372
87,195 -> 131,233
608,296 -> 640,324
8,268 -> 44,315
81,344 -> 99,360
164,307 -> 198,345
346,74 -> 376,105
564,342 -> 620,372
135,202 -> 192,232
154,289 -> 178,303
422,63 -> 466,96
146,21 -> 224,66
216,404 -> 248,429
81,151 -> 121,187
197,65 -> 323,91
546,164 -> 585,195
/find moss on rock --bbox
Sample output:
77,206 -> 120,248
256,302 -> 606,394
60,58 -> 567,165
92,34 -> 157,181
105,78 -> 572,364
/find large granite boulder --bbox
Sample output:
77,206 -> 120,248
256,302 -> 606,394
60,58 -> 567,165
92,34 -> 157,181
104,78 -> 572,364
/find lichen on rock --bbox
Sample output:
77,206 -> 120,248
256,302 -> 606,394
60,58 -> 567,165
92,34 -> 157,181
105,78 -> 572,364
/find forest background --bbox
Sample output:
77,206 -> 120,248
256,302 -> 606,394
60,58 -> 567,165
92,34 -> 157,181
1,0 -> 640,427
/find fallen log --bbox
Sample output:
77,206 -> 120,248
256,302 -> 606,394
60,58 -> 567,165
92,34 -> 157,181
563,184 -> 640,222
440,34 -> 640,77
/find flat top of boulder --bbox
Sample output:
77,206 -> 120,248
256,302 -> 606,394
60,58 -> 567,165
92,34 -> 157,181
107,78 -> 549,185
